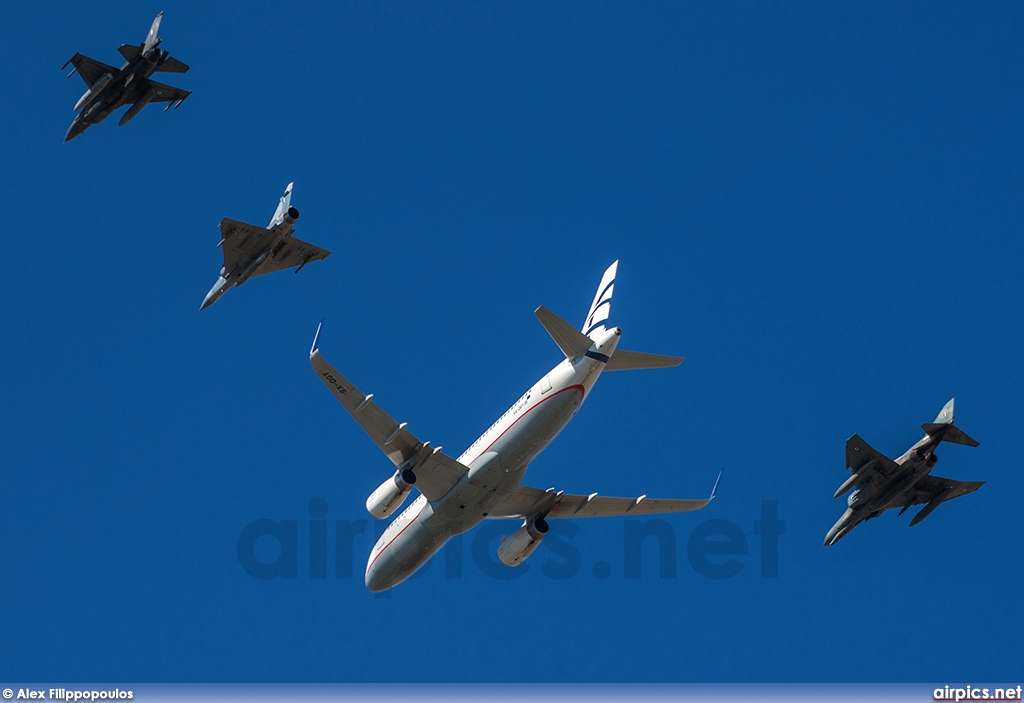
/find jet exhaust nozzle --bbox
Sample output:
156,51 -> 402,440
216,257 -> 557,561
283,207 -> 299,225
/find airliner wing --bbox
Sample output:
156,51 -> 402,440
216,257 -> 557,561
492,484 -> 712,519
309,330 -> 468,501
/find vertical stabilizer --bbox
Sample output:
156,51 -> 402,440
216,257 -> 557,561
582,260 -> 617,339
934,398 -> 955,425
921,398 -> 980,447
269,182 -> 295,228
143,12 -> 164,55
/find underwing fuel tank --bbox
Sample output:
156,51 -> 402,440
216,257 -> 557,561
909,494 -> 946,527
497,517 -> 549,567
366,470 -> 417,519
119,87 -> 156,126
834,472 -> 862,499
74,73 -> 113,112
233,250 -> 270,287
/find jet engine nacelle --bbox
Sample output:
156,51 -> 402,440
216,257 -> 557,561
366,469 -> 416,519
74,72 -> 113,112
497,517 -> 549,567
283,206 -> 300,226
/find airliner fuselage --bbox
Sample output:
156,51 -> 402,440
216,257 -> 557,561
364,328 -> 620,591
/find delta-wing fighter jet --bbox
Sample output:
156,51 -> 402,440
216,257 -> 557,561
310,261 -> 718,591
62,12 -> 191,142
201,183 -> 331,310
825,399 -> 983,546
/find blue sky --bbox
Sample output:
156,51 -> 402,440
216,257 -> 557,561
1,0 -> 1021,683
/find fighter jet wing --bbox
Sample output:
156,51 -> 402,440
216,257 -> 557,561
218,218 -> 277,274
68,53 -> 120,87
905,475 -> 985,507
252,237 -> 332,277
139,78 -> 191,104
309,330 -> 469,501
491,483 -> 714,519
846,433 -> 900,476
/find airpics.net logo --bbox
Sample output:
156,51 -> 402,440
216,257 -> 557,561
235,499 -> 786,588
934,685 -> 1023,701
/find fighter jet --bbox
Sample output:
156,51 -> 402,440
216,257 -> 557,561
825,399 -> 982,546
62,12 -> 191,142
201,183 -> 331,310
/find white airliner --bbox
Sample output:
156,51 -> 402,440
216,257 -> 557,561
310,261 -> 717,591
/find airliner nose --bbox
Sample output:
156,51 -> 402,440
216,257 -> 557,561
364,565 -> 388,593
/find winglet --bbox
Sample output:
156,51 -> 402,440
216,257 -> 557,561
310,320 -> 323,357
710,469 -> 723,501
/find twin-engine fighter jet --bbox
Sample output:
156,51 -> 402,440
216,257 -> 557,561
62,12 -> 191,142
825,399 -> 983,546
201,183 -> 331,310
311,261 -> 717,591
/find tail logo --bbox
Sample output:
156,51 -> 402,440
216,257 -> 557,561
583,260 -> 618,339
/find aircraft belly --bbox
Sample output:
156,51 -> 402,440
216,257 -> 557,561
492,388 -> 582,470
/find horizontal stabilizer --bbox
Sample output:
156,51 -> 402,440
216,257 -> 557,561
118,44 -> 141,62
156,56 -> 190,73
605,349 -> 684,371
535,306 -> 592,360
921,423 -> 979,447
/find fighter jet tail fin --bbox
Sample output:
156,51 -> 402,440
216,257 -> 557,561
143,12 -> 163,55
921,398 -> 980,447
269,182 -> 295,228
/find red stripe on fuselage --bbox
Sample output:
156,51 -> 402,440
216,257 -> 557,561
460,384 -> 586,468
367,501 -> 426,571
